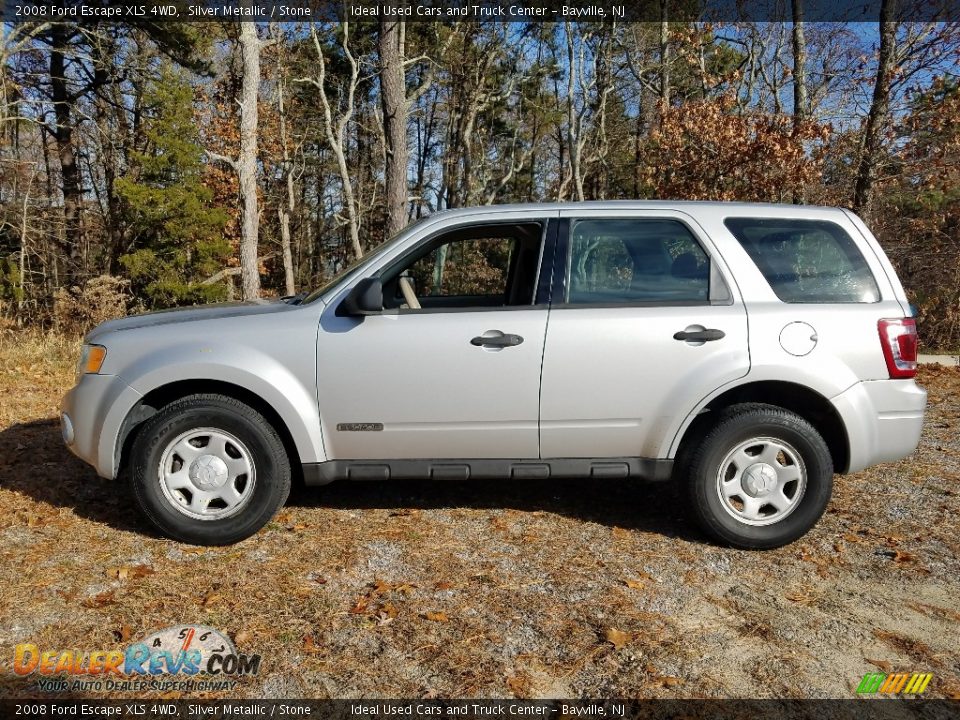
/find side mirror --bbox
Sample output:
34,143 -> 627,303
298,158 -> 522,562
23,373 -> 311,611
336,278 -> 383,317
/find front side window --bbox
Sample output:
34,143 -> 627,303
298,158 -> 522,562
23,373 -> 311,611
409,237 -> 515,299
724,218 -> 880,303
566,219 -> 711,304
381,222 -> 544,310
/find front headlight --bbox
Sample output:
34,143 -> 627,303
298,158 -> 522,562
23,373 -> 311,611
76,344 -> 107,381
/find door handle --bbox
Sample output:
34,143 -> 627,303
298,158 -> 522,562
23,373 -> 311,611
673,328 -> 725,342
471,331 -> 524,348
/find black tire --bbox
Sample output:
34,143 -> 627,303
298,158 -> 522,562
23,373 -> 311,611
130,394 -> 291,545
683,403 -> 833,550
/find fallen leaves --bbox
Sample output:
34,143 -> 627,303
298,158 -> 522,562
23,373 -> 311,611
623,571 -> 656,590
603,628 -> 633,649
302,634 -> 323,655
907,601 -> 960,623
350,579 -> 423,624
865,658 -> 892,672
784,585 -> 822,606
424,611 -> 449,623
873,630 -> 938,666
350,579 -> 390,614
506,673 -> 529,697
82,590 -> 116,608
106,564 -> 155,581
55,588 -> 77,603
377,603 -> 399,624
891,549 -> 917,564
113,624 -> 133,643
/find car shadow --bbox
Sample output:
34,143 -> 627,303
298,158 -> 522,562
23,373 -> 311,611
0,418 -> 153,535
0,417 -> 705,544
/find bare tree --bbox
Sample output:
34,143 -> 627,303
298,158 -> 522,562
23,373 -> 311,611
379,22 -> 448,230
206,19 -> 264,300
48,25 -> 83,284
274,27 -> 297,296
562,24 -> 616,202
379,20 -> 408,239
298,22 -> 363,260
853,0 -> 896,214
565,23 -> 588,201
791,0 -> 809,125
237,20 -> 262,300
659,0 -> 670,109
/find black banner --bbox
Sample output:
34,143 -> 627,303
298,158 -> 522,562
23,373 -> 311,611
2,700 -> 960,720
3,0 -> 960,23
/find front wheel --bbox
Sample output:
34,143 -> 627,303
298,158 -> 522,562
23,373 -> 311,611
130,394 -> 291,545
684,403 -> 833,549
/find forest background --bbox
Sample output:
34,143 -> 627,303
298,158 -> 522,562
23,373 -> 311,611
2,6 -> 959,347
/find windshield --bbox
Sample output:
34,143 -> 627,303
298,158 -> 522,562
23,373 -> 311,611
300,218 -> 433,305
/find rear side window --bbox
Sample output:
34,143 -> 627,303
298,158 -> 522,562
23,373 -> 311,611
724,218 -> 879,303
566,219 -> 710,304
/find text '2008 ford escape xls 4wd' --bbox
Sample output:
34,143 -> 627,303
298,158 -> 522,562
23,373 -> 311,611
61,202 -> 926,548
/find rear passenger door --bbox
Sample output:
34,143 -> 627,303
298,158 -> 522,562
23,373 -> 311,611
539,210 -> 750,460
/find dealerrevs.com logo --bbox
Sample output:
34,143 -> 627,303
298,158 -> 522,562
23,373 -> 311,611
13,625 -> 260,692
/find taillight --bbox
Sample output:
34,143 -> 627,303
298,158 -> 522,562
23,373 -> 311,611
878,318 -> 918,379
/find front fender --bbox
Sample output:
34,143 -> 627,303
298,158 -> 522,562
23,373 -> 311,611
111,343 -> 324,475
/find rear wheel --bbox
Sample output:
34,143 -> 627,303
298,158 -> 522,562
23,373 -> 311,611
684,403 -> 833,549
130,394 -> 291,545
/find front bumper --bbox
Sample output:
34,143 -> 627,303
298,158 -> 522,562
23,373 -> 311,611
61,374 -> 142,479
831,379 -> 927,473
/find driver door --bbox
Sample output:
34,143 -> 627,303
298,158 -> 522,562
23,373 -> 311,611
315,218 -> 553,460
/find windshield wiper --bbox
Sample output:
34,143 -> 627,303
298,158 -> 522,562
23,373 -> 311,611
281,291 -> 308,305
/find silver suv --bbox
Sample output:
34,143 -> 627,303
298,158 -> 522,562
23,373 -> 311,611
61,202 -> 926,548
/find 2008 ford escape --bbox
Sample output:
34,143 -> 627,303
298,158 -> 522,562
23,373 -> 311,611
61,202 -> 927,548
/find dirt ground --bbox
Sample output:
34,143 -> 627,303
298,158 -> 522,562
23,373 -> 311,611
0,330 -> 958,700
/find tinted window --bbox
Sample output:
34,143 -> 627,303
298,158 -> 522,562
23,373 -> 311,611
566,219 -> 710,304
724,218 -> 880,303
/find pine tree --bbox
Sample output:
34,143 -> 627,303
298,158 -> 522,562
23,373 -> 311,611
115,67 -> 230,308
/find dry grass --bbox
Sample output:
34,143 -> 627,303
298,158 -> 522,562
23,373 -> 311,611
0,330 -> 958,699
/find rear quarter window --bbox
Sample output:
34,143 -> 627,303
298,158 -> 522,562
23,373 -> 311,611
724,218 -> 880,303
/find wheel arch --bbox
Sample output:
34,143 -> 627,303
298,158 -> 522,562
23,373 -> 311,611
672,380 -> 850,474
116,379 -> 305,484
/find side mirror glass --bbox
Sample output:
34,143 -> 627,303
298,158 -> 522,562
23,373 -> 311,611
336,278 -> 383,317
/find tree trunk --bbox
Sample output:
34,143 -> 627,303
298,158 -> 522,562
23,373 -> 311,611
237,19 -> 261,300
306,22 -> 363,260
791,0 -> 809,126
49,26 -> 82,286
853,0 -> 896,214
659,0 -> 670,110
566,25 -> 585,202
276,35 -> 296,296
379,20 -> 409,238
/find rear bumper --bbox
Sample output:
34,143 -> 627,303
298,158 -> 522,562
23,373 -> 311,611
61,374 -> 142,479
831,379 -> 927,473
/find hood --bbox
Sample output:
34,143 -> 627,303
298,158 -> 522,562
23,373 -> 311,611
85,300 -> 306,342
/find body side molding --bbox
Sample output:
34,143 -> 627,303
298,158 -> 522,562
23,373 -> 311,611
301,457 -> 674,485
